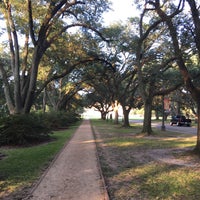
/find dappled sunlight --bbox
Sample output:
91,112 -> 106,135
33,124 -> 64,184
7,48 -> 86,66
0,180 -> 27,199
83,168 -> 95,174
105,139 -> 138,148
80,140 -> 95,144
93,119 -> 200,199
110,141 -> 136,147
158,136 -> 196,141
103,135 -> 196,150
108,162 -> 200,199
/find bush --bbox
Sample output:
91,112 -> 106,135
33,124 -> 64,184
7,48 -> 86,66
0,111 -> 81,146
0,114 -> 52,145
43,111 -> 81,130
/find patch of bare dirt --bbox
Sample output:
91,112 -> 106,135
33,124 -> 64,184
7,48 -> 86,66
147,148 -> 200,167
95,127 -> 200,168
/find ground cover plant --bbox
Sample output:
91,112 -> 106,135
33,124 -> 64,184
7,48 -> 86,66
0,123 -> 80,199
91,119 -> 200,200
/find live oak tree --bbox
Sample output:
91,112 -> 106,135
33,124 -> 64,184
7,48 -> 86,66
84,91 -> 113,120
131,5 -> 182,135
0,0 -> 109,114
144,0 -> 200,151
97,23 -> 143,126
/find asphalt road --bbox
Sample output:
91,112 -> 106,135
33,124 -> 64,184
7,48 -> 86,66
130,119 -> 197,135
156,123 -> 197,135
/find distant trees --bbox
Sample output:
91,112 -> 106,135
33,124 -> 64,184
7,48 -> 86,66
83,23 -> 143,126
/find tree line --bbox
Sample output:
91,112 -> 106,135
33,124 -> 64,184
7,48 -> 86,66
0,0 -> 200,151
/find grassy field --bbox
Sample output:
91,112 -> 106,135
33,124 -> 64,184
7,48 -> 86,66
91,119 -> 200,200
0,123 -> 80,199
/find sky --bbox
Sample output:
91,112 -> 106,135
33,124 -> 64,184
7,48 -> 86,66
103,0 -> 138,25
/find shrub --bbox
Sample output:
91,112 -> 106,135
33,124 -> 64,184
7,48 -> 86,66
0,114 -> 52,145
0,111 -> 81,146
43,111 -> 81,130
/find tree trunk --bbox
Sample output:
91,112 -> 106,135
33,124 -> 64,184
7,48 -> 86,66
101,111 -> 107,120
142,99 -> 153,135
114,109 -> 119,124
194,102 -> 200,153
0,65 -> 15,114
113,101 -> 119,124
42,88 -> 46,113
24,47 -> 43,113
155,109 -> 159,120
122,107 -> 130,127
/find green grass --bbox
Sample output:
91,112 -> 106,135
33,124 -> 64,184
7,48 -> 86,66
0,123 -> 80,198
91,119 -> 200,200
113,163 -> 200,199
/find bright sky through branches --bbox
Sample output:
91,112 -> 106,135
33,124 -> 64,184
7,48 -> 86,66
103,0 -> 137,25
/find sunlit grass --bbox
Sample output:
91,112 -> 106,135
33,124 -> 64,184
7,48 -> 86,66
92,119 -> 200,200
0,123 -> 80,198
111,163 -> 200,200
105,136 -> 196,149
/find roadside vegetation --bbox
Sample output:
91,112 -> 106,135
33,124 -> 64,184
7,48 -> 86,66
92,119 -> 200,200
0,113 -> 81,199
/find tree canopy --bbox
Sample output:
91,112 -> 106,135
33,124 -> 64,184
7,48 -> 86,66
0,0 -> 109,114
1,0 -> 200,151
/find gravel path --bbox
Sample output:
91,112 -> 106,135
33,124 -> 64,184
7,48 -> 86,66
26,120 -> 109,200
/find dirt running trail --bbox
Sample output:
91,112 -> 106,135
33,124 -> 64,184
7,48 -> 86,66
26,120 -> 108,200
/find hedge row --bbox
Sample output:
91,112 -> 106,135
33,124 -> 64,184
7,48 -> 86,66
0,111 -> 80,146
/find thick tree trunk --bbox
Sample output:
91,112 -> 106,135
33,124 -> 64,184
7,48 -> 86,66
155,109 -> 159,120
101,111 -> 107,120
23,48 -> 43,113
142,99 -> 153,135
122,107 -> 130,127
114,109 -> 119,124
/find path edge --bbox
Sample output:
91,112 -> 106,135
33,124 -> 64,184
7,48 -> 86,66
90,120 -> 110,200
24,121 -> 82,200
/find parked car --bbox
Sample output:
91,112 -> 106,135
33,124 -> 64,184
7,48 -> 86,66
170,115 -> 192,127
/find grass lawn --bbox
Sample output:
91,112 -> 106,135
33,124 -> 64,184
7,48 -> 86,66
91,119 -> 200,200
0,122 -> 80,199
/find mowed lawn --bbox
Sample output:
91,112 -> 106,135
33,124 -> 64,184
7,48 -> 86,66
91,119 -> 200,200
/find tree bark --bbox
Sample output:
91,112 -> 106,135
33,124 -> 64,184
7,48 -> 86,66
42,88 -> 46,113
0,65 -> 15,114
142,99 -> 153,135
194,102 -> 200,152
101,112 -> 107,120
122,107 -> 131,127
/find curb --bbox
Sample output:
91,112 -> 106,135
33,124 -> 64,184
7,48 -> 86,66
90,120 -> 110,200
